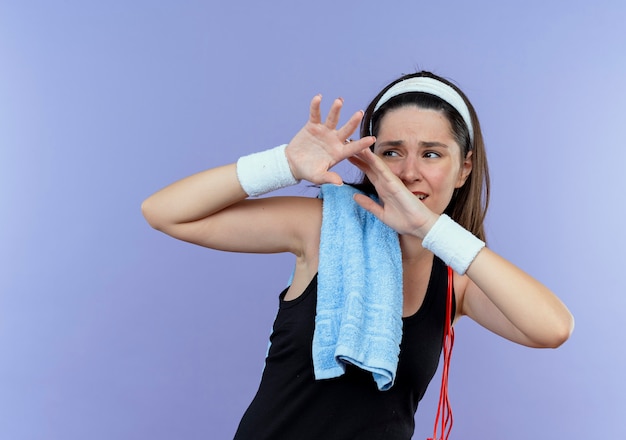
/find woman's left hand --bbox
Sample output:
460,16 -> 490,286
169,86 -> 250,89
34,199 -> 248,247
348,148 -> 439,239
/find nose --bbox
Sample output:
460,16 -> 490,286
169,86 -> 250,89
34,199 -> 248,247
397,155 -> 421,183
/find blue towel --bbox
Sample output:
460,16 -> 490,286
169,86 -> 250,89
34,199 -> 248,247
313,184 -> 403,391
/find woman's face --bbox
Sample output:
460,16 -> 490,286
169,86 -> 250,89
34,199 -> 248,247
373,105 -> 472,215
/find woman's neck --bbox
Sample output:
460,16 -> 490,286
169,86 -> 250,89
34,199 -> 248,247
399,233 -> 432,263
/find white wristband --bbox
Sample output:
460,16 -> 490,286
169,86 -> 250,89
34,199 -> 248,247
422,214 -> 485,275
236,144 -> 300,197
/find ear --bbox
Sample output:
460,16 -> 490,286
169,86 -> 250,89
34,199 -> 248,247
455,150 -> 473,188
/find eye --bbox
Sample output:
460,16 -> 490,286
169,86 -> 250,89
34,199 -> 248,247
424,151 -> 441,159
381,150 -> 400,157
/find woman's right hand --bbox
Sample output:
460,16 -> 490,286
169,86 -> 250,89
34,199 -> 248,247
142,95 -> 373,256
285,95 -> 376,185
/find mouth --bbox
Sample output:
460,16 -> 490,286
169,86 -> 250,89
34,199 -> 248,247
412,192 -> 428,201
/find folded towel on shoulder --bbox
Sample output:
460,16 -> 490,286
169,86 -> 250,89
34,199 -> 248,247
313,184 -> 403,391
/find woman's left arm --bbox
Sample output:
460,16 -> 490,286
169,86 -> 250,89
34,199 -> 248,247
458,249 -> 574,348
350,147 -> 574,348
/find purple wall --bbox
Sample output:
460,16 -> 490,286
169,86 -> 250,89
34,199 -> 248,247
2,1 -> 625,438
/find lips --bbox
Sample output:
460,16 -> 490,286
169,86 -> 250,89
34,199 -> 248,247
412,192 -> 427,200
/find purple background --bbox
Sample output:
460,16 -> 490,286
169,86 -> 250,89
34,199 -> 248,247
2,1 -> 625,438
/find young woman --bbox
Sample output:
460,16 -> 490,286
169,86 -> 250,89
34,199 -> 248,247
142,71 -> 574,440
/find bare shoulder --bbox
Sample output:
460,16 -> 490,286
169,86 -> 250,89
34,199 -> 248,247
453,272 -> 496,321
452,272 -> 471,322
171,195 -> 323,256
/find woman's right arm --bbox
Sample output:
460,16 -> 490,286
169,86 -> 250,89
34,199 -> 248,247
141,163 -> 318,254
141,96 -> 375,256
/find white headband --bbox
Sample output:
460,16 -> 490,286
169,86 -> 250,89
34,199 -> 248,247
371,76 -> 474,143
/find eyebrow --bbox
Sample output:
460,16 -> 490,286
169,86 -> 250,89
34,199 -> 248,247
376,140 -> 450,149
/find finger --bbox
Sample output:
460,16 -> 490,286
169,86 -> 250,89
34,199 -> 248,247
349,149 -> 397,187
352,148 -> 390,174
349,148 -> 378,171
341,137 -> 376,158
319,170 -> 344,186
324,97 -> 343,129
336,109 -> 365,141
309,94 -> 322,124
347,152 -> 374,175
353,193 -> 384,219
348,154 -> 384,188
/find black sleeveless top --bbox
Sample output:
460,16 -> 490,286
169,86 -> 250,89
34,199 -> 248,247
234,257 -> 455,440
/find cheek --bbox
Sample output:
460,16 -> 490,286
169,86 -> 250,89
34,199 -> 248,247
387,162 -> 403,177
377,157 -> 402,177
429,168 -> 461,202
431,168 -> 456,188
443,160 -> 466,187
